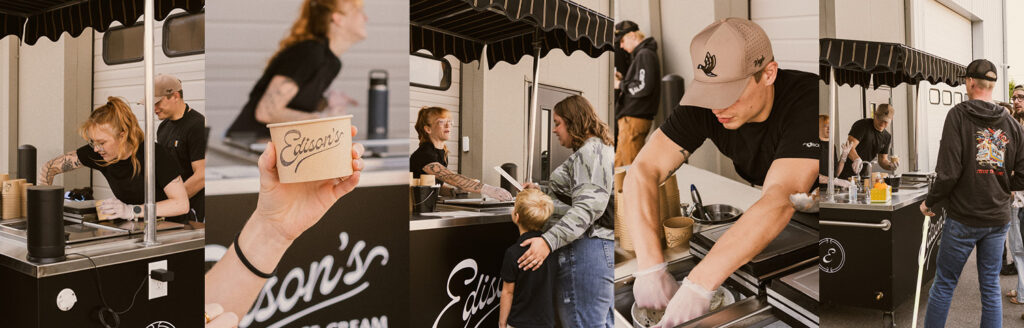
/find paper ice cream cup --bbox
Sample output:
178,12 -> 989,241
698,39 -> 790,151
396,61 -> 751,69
268,115 -> 354,183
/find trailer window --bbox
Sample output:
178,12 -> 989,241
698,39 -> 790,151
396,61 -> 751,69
102,24 -> 144,65
163,12 -> 205,57
928,89 -> 940,104
942,91 -> 952,105
410,53 -> 452,91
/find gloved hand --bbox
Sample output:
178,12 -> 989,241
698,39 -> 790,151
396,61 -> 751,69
656,277 -> 715,328
481,184 -> 513,201
852,158 -> 864,175
98,198 -> 138,220
632,262 -> 679,310
789,192 -> 819,213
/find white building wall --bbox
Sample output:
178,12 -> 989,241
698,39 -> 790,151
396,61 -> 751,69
461,0 -> 613,186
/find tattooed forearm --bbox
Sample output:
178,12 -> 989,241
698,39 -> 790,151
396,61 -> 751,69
38,151 -> 82,185
423,163 -> 484,193
254,75 -> 316,124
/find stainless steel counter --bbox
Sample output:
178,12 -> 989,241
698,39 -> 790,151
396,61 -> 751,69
0,227 -> 204,278
820,188 -> 928,211
409,205 -> 513,231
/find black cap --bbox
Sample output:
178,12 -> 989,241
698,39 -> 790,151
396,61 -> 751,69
962,59 -> 998,82
614,20 -> 639,44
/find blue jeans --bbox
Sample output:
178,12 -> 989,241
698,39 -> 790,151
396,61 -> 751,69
925,217 -> 1008,328
1010,207 -> 1024,303
554,235 -> 614,327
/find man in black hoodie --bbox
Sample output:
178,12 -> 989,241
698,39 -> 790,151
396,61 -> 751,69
614,20 -> 661,167
922,59 -> 1024,328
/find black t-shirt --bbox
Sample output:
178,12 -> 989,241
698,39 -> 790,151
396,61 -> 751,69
409,142 -> 447,180
77,144 -> 181,204
157,104 -> 206,221
838,118 -> 891,179
226,39 -> 342,138
500,231 -> 556,328
660,69 -> 820,186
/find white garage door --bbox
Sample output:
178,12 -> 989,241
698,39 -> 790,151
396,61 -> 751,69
751,0 -> 819,74
918,0 -> 971,172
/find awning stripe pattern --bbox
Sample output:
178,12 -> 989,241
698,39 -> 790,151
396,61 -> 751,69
411,0 -> 612,68
820,38 -> 966,89
0,0 -> 204,45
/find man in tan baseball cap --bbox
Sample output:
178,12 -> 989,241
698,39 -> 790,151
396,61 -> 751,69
623,18 -> 820,325
154,73 -> 207,223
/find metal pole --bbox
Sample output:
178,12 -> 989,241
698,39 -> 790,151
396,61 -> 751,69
142,0 -> 158,246
525,40 -> 542,183
827,67 -> 836,201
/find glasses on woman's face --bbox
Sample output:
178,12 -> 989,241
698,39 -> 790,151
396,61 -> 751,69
88,139 -> 108,152
434,119 -> 453,128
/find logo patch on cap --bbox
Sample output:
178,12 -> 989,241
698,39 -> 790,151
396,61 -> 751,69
698,52 -> 717,77
754,55 -> 765,67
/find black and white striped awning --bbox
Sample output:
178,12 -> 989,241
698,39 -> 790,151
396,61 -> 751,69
410,0 -> 613,69
0,0 -> 204,45
820,38 -> 966,89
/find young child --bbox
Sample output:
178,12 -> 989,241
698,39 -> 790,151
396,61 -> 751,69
499,188 -> 556,328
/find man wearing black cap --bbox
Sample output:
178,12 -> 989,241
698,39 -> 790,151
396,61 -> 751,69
614,20 -> 660,167
921,59 -> 1024,327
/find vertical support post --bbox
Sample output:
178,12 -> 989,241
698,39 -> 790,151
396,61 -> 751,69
827,67 -> 837,202
143,0 -> 158,246
525,39 -> 542,183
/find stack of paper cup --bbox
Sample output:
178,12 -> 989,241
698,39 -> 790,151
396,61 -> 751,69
21,183 -> 33,218
2,179 -> 22,219
268,115 -> 354,183
419,175 -> 436,186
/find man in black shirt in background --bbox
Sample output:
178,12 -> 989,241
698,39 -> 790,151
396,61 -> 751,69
624,18 -> 818,326
614,20 -> 661,167
838,104 -> 899,179
155,74 -> 207,223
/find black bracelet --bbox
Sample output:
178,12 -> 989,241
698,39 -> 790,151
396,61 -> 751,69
233,232 -> 277,279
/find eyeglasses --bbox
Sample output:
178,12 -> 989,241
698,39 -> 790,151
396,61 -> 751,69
88,139 -> 107,152
1012,95 -> 1024,101
434,119 -> 453,128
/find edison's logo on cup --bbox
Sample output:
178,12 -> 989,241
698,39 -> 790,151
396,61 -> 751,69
269,115 -> 354,183
279,127 -> 346,173
819,238 -> 845,274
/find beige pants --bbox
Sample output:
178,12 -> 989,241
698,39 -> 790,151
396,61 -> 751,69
615,116 -> 653,167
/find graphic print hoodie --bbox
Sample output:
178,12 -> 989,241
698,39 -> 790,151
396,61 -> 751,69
616,37 -> 661,120
926,99 -> 1024,227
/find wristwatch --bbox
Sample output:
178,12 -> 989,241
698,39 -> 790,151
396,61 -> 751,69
133,205 -> 142,217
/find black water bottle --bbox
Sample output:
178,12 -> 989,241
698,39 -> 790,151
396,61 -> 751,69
18,144 -> 36,184
368,70 -> 389,141
27,186 -> 66,264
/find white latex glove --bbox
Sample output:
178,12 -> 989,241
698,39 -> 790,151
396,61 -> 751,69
481,184 -> 513,201
852,158 -> 864,175
790,192 -> 819,213
99,198 -> 137,220
656,277 -> 715,327
632,262 -> 679,310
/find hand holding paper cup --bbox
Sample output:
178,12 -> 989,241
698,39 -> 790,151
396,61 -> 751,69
268,115 -> 355,183
251,126 -> 364,242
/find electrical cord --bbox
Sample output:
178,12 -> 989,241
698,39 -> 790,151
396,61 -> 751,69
67,253 -> 148,328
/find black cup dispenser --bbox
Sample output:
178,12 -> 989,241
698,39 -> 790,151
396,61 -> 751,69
27,186 -> 66,264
